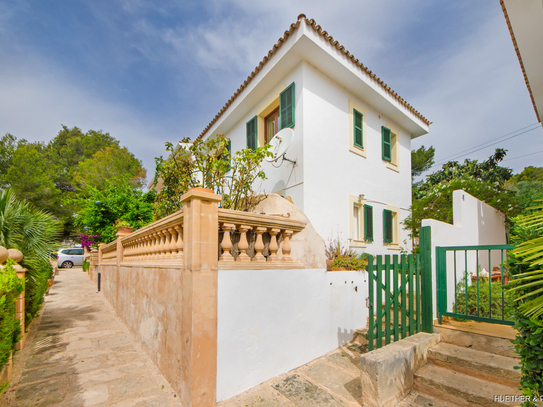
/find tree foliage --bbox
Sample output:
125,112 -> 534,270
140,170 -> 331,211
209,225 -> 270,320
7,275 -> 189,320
510,166 -> 543,185
71,180 -> 155,243
0,126 -> 146,237
153,135 -> 271,218
411,145 -> 435,179
406,149 -> 519,239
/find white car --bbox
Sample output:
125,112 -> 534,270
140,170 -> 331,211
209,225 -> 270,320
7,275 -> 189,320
57,247 -> 84,268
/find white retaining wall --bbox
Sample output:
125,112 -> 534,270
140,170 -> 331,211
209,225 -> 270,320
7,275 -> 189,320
421,190 -> 507,318
216,268 -> 368,401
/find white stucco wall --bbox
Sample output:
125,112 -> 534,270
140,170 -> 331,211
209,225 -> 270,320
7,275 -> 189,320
216,268 -> 367,401
421,190 -> 508,318
301,61 -> 413,255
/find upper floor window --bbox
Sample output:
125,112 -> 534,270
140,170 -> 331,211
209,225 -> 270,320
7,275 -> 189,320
348,100 -> 367,158
247,82 -> 295,150
265,108 -> 279,143
382,125 -> 399,171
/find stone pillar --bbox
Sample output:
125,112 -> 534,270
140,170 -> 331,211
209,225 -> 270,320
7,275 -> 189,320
180,188 -> 221,407
116,229 -> 132,310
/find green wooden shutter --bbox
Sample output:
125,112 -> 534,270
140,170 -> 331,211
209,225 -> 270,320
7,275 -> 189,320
382,126 -> 391,162
383,209 -> 393,243
364,204 -> 373,241
246,116 -> 257,151
280,82 -> 295,129
354,109 -> 363,148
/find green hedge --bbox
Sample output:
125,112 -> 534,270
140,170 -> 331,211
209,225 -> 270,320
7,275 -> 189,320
25,260 -> 52,327
0,261 -> 24,376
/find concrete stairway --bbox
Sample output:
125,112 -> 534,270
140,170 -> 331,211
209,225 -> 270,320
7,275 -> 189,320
413,333 -> 521,406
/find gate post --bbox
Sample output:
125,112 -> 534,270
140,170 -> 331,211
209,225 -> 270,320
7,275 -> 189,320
419,226 -> 433,333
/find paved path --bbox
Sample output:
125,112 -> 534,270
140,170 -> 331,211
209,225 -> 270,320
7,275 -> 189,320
3,267 -> 182,407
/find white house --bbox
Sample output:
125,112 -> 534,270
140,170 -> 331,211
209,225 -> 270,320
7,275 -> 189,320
195,14 -> 431,255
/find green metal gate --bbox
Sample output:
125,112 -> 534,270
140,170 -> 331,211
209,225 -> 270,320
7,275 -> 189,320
436,244 -> 514,326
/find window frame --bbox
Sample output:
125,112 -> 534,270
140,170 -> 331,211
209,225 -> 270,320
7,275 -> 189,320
348,195 -> 372,248
382,124 -> 400,171
348,100 -> 367,158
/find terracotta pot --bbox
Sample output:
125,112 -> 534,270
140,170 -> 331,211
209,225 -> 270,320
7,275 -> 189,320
326,259 -> 333,271
117,227 -> 133,234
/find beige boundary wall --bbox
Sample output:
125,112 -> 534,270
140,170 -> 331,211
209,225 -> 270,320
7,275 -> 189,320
97,189 -> 349,406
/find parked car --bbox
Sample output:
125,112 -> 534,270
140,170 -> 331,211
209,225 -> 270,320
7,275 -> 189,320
57,247 -> 84,268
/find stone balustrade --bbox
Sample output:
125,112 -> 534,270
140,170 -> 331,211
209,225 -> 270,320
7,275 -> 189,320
100,241 -> 117,264
120,210 -> 184,264
217,208 -> 306,269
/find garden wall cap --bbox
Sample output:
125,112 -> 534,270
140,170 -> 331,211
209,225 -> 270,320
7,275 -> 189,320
0,246 -> 8,264
8,248 -> 23,263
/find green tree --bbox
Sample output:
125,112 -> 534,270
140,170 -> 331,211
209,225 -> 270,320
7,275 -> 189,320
3,126 -> 147,237
0,133 -> 25,188
406,149 -> 519,240
411,145 -> 435,179
73,145 -> 146,190
71,180 -> 156,243
510,181 -> 543,213
510,166 -> 543,185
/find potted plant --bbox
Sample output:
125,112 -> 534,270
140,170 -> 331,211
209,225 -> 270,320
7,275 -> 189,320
115,220 -> 133,234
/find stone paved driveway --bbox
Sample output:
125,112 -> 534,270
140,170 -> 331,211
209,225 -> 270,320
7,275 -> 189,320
2,267 -> 181,407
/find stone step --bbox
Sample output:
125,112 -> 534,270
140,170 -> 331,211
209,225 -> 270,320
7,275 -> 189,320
434,323 -> 518,359
429,343 -> 520,388
414,364 -> 521,407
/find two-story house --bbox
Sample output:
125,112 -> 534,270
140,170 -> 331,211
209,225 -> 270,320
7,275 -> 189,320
193,14 -> 430,255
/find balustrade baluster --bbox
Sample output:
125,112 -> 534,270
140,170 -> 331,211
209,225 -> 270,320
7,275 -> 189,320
174,225 -> 183,261
253,227 -> 266,262
268,228 -> 280,261
219,223 -> 235,261
163,229 -> 171,260
281,230 -> 293,262
237,225 -> 251,261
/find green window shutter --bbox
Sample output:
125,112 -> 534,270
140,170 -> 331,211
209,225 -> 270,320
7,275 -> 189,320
383,209 -> 393,243
364,204 -> 373,241
246,116 -> 257,151
280,82 -> 295,129
382,126 -> 391,162
354,109 -> 363,148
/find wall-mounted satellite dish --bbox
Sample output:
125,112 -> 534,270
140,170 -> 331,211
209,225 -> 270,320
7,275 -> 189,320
266,128 -> 295,163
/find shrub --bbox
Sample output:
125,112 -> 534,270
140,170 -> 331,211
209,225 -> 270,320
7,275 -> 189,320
25,260 -> 52,326
0,261 -> 24,374
82,259 -> 90,272
331,255 -> 368,271
452,275 -> 514,321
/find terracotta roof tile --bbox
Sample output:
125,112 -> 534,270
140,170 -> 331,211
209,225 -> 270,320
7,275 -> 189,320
196,14 -> 430,140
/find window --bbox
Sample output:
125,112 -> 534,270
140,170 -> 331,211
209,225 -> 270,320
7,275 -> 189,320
279,82 -> 295,129
383,206 -> 400,248
246,116 -> 257,151
382,124 -> 399,170
382,126 -> 391,161
349,100 -> 367,157
354,109 -> 363,148
349,195 -> 372,247
265,108 -> 279,143
364,205 -> 373,241
383,209 -> 393,243
353,205 -> 361,240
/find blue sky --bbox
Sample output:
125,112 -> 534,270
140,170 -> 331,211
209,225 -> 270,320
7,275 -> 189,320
1,0 -> 542,183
